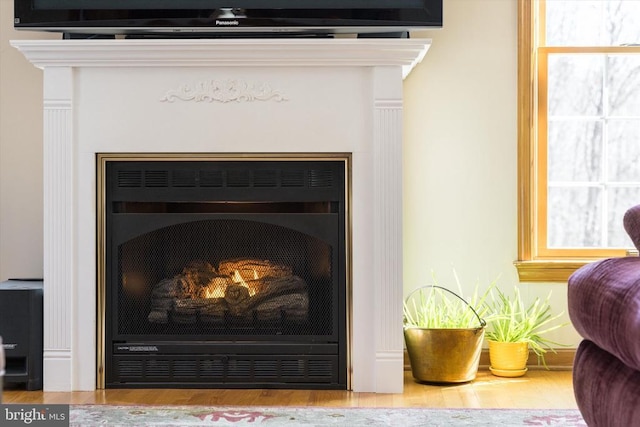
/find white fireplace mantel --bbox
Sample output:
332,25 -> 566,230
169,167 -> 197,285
11,38 -> 430,393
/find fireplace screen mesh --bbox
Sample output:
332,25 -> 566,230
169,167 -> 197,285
116,219 -> 334,337
104,159 -> 346,388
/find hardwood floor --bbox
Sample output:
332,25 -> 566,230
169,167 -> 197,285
3,369 -> 577,409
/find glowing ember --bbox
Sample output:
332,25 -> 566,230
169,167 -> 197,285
202,276 -> 232,299
204,285 -> 225,299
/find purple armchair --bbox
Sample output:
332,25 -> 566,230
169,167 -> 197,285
568,204 -> 640,426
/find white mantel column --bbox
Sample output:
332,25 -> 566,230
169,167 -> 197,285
373,68 -> 405,393
42,66 -> 75,391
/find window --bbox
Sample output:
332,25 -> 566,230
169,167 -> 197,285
516,0 -> 640,281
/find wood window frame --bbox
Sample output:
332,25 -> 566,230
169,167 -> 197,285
515,0 -> 636,282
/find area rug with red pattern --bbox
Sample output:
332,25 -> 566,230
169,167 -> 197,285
69,405 -> 586,426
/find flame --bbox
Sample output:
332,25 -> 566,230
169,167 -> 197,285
232,270 -> 245,284
232,269 -> 259,297
203,277 -> 229,299
199,269 -> 262,298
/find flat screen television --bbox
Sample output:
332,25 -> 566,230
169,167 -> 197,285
14,0 -> 443,38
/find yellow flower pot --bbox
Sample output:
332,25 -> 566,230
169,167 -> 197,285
488,340 -> 529,377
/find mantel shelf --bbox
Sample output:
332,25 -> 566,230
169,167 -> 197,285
10,38 -> 431,78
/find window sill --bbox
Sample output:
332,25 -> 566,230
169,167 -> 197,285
515,250 -> 639,282
514,260 -> 596,282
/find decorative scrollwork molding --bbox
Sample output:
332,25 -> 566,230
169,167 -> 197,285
161,79 -> 288,103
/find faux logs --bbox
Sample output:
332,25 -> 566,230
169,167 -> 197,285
147,259 -> 308,324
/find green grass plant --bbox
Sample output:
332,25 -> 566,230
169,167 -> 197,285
485,286 -> 568,366
403,271 -> 494,329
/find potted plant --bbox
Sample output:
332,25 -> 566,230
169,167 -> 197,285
485,286 -> 568,377
403,273 -> 493,384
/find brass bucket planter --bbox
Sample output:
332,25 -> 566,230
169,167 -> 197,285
404,285 -> 486,384
404,326 -> 485,383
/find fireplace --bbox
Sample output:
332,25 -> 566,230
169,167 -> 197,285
101,158 -> 347,388
12,38 -> 430,392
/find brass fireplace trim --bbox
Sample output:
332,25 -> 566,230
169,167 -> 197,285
96,152 -> 352,390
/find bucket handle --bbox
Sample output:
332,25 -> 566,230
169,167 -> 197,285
405,285 -> 487,328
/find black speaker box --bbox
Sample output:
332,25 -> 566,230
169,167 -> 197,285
0,279 -> 43,390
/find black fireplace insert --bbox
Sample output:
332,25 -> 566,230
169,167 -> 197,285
103,159 -> 347,389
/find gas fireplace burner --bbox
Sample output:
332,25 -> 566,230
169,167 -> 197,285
147,258 -> 309,326
103,159 -> 348,389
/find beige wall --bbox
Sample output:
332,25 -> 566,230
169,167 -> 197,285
0,0 -> 582,345
0,0 -> 55,281
404,0 -> 580,346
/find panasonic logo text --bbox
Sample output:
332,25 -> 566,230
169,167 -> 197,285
216,20 -> 239,26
